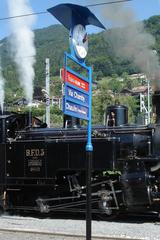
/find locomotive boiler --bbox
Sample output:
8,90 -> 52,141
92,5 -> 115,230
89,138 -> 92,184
0,92 -> 160,218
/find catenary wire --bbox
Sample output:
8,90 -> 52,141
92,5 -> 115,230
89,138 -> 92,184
0,0 -> 133,21
86,0 -> 132,7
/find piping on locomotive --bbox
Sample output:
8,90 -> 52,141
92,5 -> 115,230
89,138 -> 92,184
0,91 -> 160,217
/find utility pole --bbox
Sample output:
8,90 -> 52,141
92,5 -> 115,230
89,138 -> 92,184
139,76 -> 151,125
147,78 -> 151,124
45,58 -> 50,128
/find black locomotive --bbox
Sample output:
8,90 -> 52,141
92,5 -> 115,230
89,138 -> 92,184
0,91 -> 160,217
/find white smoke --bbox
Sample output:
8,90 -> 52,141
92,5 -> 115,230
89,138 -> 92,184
87,1 -> 160,89
0,59 -> 5,113
7,0 -> 36,103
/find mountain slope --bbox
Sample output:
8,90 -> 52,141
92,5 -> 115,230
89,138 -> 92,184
0,15 -> 160,94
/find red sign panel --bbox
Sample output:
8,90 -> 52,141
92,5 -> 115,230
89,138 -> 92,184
61,68 -> 89,92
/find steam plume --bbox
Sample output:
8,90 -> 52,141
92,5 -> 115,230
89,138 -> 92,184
7,0 -> 36,103
88,1 -> 160,90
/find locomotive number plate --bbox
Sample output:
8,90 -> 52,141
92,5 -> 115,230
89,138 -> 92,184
24,144 -> 46,177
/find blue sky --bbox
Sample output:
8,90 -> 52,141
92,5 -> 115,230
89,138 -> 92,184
0,0 -> 160,40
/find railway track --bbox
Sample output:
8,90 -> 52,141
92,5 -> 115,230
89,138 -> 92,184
0,228 -> 144,240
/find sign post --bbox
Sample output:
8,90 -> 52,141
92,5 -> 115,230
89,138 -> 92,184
48,4 -> 105,240
63,53 -> 93,240
85,66 -> 93,239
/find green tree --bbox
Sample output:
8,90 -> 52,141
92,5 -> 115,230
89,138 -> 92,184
107,74 -> 123,93
118,95 -> 138,123
92,79 -> 113,124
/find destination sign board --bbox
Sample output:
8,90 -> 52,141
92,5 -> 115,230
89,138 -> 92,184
64,100 -> 89,120
66,86 -> 89,106
62,68 -> 89,92
62,53 -> 91,121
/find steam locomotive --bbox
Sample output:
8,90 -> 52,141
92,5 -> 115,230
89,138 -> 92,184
0,91 -> 160,218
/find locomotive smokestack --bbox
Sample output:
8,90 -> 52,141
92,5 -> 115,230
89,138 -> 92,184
106,104 -> 128,127
152,91 -> 160,124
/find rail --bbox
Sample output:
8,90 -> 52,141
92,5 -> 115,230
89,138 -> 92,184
0,228 -> 145,240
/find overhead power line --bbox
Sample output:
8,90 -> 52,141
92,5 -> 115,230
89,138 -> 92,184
0,0 -> 133,21
86,0 -> 132,7
0,11 -> 47,21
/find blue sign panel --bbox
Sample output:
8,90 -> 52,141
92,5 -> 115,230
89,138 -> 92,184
64,100 -> 89,120
62,52 -> 92,121
66,86 -> 89,106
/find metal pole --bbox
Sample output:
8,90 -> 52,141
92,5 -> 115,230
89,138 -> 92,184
86,67 -> 93,240
45,58 -> 50,128
29,106 -> 32,128
86,150 -> 92,240
147,78 -> 150,124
